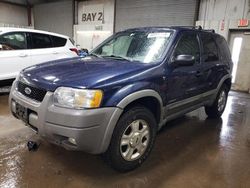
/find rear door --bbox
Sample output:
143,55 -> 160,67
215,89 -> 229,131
0,32 -> 31,80
167,31 -> 203,103
199,33 -> 223,92
29,32 -> 63,65
29,33 -> 76,65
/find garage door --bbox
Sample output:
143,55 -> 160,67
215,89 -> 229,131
115,0 -> 199,32
34,0 -> 73,38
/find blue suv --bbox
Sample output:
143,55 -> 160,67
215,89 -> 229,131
9,27 -> 233,172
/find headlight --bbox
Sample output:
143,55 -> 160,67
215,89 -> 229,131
54,87 -> 103,109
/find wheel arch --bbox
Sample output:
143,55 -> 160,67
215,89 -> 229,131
100,89 -> 163,153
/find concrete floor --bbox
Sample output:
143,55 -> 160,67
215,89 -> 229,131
0,91 -> 250,188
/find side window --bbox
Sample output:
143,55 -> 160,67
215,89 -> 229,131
31,33 -> 53,49
201,34 -> 219,62
174,32 -> 200,62
52,36 -> 67,47
0,32 -> 27,50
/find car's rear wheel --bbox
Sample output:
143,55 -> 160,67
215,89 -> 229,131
103,106 -> 157,172
205,85 -> 229,118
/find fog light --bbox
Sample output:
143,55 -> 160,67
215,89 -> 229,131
68,138 -> 77,145
11,101 -> 16,114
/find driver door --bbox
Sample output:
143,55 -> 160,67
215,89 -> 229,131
167,32 -> 204,104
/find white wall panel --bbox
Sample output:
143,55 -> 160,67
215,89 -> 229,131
199,0 -> 249,20
74,0 -> 114,50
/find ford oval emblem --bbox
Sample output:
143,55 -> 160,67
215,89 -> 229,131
24,87 -> 31,95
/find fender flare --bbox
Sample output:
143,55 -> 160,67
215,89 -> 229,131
213,74 -> 231,97
117,89 -> 163,109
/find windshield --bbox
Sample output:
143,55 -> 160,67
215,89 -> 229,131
91,31 -> 172,63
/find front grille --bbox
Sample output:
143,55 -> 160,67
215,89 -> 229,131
17,81 -> 47,102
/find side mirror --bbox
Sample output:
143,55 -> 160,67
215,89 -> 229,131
172,54 -> 195,67
81,48 -> 89,53
78,48 -> 89,57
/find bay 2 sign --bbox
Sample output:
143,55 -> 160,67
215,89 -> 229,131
81,4 -> 104,23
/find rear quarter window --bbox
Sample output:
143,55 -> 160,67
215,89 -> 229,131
215,36 -> 231,61
52,36 -> 67,47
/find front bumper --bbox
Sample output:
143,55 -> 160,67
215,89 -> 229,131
9,81 -> 123,154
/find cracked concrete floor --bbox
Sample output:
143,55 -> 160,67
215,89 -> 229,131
0,91 -> 250,188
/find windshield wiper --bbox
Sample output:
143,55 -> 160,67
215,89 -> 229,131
90,54 -> 132,61
89,53 -> 102,58
102,55 -> 131,61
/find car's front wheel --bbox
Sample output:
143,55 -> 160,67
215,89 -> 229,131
205,85 -> 229,118
103,106 -> 157,172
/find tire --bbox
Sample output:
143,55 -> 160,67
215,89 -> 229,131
103,106 -> 157,172
205,85 -> 229,118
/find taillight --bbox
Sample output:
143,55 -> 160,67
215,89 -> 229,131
70,48 -> 79,55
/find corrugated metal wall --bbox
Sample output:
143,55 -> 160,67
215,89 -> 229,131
115,0 -> 199,32
197,0 -> 250,41
33,0 -> 73,37
199,0 -> 249,20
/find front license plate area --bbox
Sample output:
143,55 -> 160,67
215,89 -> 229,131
16,102 -> 28,123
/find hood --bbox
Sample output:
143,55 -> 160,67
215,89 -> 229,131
20,56 -> 156,91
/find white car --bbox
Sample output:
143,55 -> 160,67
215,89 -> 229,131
0,27 -> 78,85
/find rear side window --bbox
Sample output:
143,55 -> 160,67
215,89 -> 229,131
200,33 -> 219,62
31,33 -> 53,49
52,36 -> 67,47
215,36 -> 231,61
0,32 -> 27,50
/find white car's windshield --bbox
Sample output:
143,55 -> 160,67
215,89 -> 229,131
91,31 -> 172,63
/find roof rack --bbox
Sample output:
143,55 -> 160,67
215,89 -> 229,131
203,29 -> 215,33
177,26 -> 216,33
174,26 -> 202,30
173,26 -> 216,33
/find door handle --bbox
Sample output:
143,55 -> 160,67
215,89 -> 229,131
196,71 -> 203,77
53,51 -> 59,54
19,53 -> 28,57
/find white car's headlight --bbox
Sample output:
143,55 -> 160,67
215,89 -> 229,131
54,87 -> 103,109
